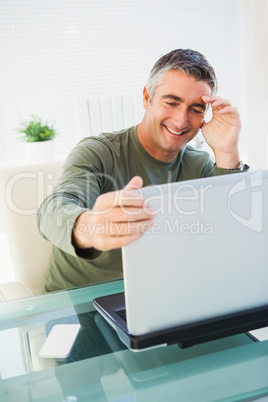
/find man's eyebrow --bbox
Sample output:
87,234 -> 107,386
162,95 -> 182,102
162,95 -> 206,109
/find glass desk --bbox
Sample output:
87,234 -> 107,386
0,279 -> 268,402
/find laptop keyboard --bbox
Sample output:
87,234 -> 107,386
117,309 -> 127,321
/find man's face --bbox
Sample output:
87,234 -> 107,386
140,69 -> 212,162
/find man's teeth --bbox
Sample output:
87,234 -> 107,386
166,126 -> 184,135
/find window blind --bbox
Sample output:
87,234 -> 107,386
0,0 -> 246,166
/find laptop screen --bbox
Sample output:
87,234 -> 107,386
122,170 -> 268,336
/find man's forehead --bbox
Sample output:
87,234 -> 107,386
159,69 -> 212,94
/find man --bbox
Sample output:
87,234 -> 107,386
38,49 -> 247,292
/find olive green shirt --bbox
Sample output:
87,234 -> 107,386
37,126 -> 244,292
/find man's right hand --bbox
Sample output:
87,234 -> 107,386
72,176 -> 155,252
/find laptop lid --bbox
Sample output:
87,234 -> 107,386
121,169 -> 268,337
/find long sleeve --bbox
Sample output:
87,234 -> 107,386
37,136 -> 116,257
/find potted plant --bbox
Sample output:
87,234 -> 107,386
18,116 -> 57,163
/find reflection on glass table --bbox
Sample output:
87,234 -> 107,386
0,279 -> 268,402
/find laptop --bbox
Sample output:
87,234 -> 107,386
93,170 -> 268,350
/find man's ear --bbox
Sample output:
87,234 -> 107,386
143,87 -> 150,110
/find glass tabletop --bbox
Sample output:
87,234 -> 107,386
0,279 -> 268,401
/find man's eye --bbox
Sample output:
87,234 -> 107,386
192,108 -> 204,114
165,102 -> 177,106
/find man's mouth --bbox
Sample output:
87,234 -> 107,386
164,125 -> 186,136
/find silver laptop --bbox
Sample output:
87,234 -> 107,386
94,170 -> 268,350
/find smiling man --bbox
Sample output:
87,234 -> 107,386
38,49 -> 248,292
139,70 -> 211,162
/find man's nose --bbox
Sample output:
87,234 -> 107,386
173,108 -> 189,129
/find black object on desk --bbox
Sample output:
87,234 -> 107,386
93,292 -> 268,350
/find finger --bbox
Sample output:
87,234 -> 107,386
108,232 -> 145,249
124,176 -> 143,190
107,219 -> 155,237
108,205 -> 156,221
202,95 -> 223,103
217,106 -> 238,115
116,188 -> 149,211
95,188 -> 144,214
202,95 -> 231,108
93,221 -> 153,251
119,176 -> 144,207
210,99 -> 231,109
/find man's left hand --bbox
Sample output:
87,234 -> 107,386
201,95 -> 241,169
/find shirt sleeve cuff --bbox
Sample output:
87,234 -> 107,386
70,213 -> 103,260
213,163 -> 250,175
74,246 -> 102,260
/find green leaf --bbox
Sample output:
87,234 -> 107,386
17,115 -> 57,142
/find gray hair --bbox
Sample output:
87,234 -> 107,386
146,49 -> 218,99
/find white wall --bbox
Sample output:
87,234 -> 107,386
243,0 -> 268,169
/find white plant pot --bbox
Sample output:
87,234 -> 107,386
26,140 -> 55,164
